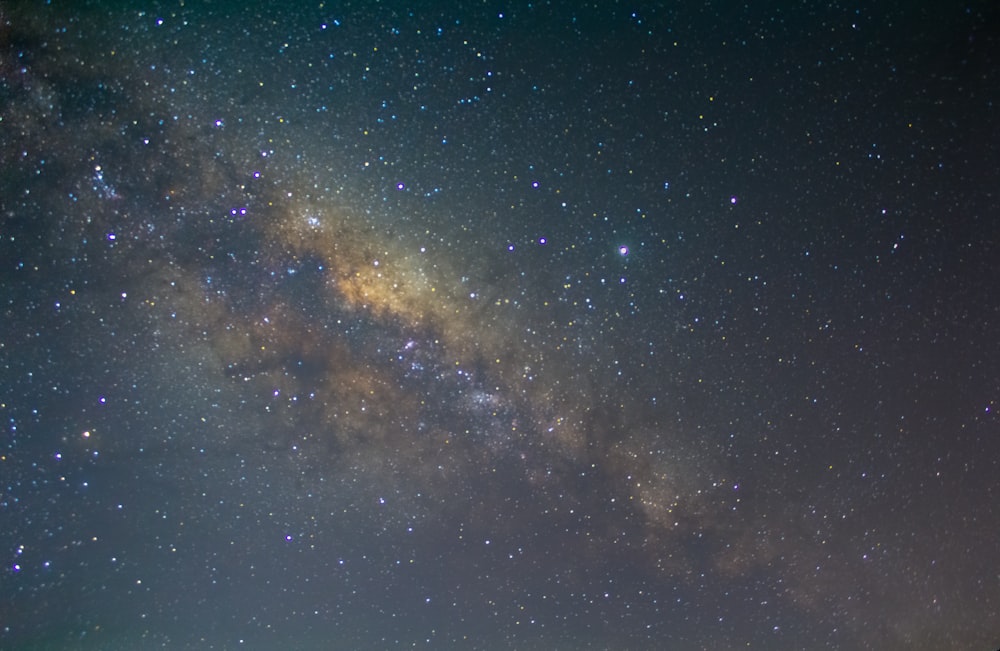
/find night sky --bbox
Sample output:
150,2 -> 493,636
2,1 -> 999,649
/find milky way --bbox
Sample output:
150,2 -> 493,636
2,2 -> 999,649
